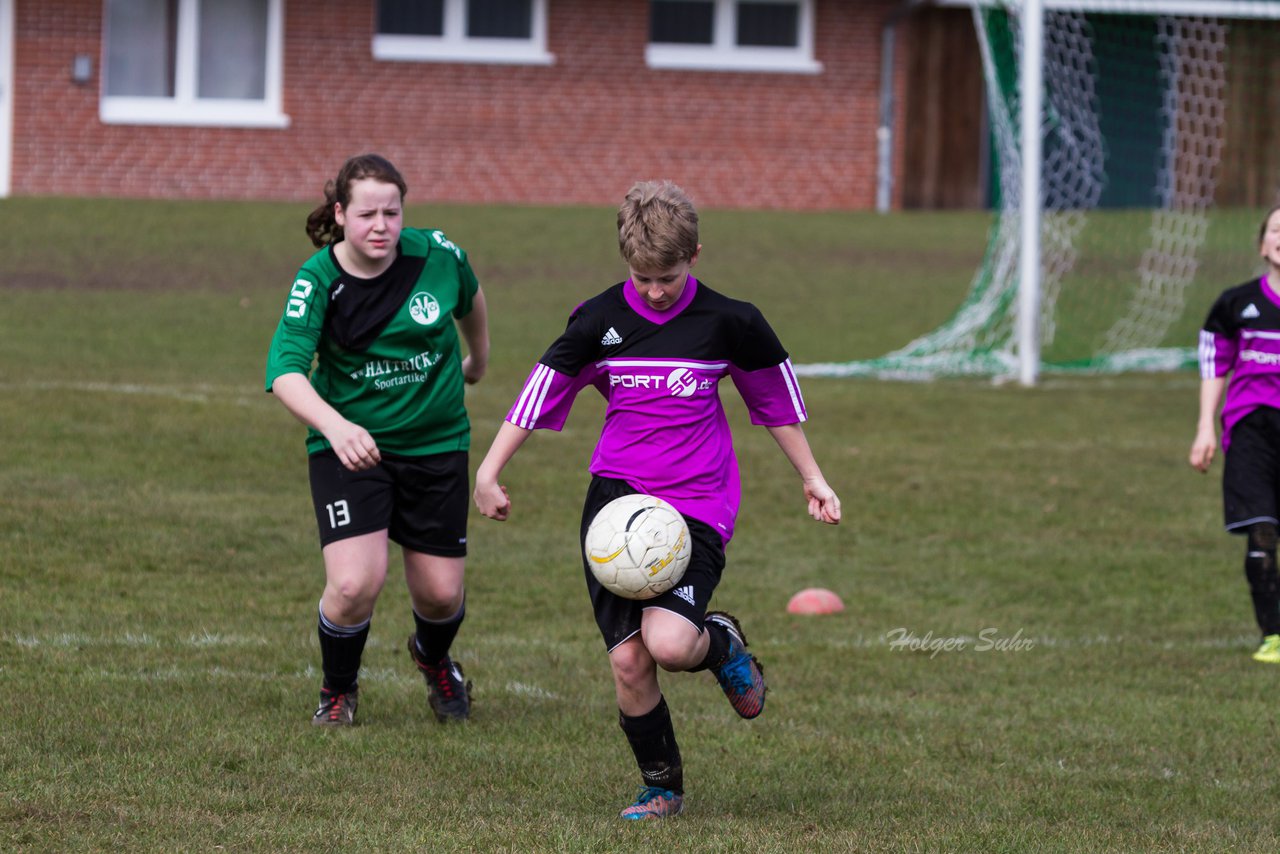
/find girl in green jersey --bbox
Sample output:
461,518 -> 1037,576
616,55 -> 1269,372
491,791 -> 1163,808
266,154 -> 490,726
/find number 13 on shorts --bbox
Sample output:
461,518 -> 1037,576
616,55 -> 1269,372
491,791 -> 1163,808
326,500 -> 351,529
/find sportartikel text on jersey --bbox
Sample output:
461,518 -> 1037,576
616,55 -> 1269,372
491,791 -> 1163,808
506,277 -> 807,543
265,228 -> 479,457
1199,275 -> 1280,451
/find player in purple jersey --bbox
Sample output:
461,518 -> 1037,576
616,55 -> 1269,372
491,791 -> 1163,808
473,181 -> 841,820
1190,204 -> 1280,663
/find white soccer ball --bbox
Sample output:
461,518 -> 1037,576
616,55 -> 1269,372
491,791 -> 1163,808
585,494 -> 691,600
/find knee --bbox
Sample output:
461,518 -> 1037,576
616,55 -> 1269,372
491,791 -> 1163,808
405,554 -> 465,614
1246,523 -> 1279,585
325,576 -> 380,616
1244,524 -> 1279,590
415,578 -> 465,614
644,633 -> 697,673
610,643 -> 656,686
1249,522 -> 1278,552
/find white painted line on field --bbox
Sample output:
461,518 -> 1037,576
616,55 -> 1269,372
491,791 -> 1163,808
7,629 -> 1262,654
0,379 -> 261,405
506,681 -> 560,700
7,632 -> 567,699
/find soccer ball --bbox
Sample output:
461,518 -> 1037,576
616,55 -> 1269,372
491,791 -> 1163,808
584,494 -> 691,600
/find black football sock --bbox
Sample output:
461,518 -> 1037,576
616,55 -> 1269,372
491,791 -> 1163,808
687,620 -> 731,673
317,605 -> 371,693
619,696 -> 683,794
1245,523 -> 1280,637
412,596 -> 465,664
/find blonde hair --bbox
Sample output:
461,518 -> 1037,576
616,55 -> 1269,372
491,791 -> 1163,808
617,180 -> 699,272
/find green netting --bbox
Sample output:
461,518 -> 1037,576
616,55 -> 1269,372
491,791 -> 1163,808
797,5 -> 1280,381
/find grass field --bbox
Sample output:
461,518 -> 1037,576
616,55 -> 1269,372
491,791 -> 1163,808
1,198 -> 1275,852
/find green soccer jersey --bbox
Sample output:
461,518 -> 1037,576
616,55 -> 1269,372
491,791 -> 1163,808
265,228 -> 479,457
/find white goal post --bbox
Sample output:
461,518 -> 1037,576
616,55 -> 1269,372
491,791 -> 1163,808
803,0 -> 1280,384
1011,0 -> 1280,385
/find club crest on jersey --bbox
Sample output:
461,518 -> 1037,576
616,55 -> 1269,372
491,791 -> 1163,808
409,291 -> 441,326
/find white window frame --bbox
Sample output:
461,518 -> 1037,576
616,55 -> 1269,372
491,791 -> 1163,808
372,0 -> 554,65
0,0 -> 13,196
646,0 -> 821,74
100,0 -> 289,128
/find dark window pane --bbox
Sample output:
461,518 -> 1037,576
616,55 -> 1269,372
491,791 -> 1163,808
650,1 -> 714,45
737,2 -> 798,47
377,0 -> 444,36
468,0 -> 532,38
105,0 -> 177,97
198,0 -> 268,99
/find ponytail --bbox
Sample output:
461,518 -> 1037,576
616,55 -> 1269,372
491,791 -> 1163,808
305,180 -> 342,248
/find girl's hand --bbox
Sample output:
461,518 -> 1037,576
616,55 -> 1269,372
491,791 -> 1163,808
326,421 -> 381,471
461,354 -> 486,385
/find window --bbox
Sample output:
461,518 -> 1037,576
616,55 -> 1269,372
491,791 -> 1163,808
101,0 -> 286,127
373,0 -> 553,65
647,0 -> 820,73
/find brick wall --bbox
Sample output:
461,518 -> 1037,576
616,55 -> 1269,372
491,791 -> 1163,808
13,0 -> 904,210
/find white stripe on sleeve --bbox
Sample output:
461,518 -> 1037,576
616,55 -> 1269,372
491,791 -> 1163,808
780,359 -> 807,421
510,363 -> 553,428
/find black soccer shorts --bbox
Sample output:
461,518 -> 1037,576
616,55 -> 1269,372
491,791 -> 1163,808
579,475 -> 726,652
308,449 -> 469,556
1223,407 -> 1280,533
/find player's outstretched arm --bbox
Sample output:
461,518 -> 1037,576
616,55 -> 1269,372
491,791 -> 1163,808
765,423 -> 841,524
473,420 -> 534,521
272,372 -> 381,472
1189,375 -> 1226,473
459,286 -> 490,385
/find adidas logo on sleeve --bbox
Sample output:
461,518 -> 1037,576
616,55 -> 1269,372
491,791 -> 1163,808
601,327 -> 624,346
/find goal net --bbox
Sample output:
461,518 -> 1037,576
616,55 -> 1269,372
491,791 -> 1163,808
798,0 -> 1280,381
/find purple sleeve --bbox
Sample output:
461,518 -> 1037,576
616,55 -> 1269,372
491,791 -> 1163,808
730,358 -> 808,426
1198,329 -> 1235,379
506,361 -> 603,430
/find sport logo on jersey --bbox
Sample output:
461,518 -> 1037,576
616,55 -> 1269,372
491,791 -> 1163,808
666,368 -> 698,398
610,366 -> 704,398
409,292 -> 440,326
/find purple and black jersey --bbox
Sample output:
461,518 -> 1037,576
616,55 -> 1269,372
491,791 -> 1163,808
506,277 -> 807,543
1199,275 -> 1280,451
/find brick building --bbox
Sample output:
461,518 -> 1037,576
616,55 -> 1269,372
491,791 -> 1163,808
0,0 -> 985,210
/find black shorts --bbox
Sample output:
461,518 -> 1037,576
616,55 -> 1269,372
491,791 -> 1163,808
1223,407 -> 1280,533
580,475 -> 726,653
308,449 -> 469,556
